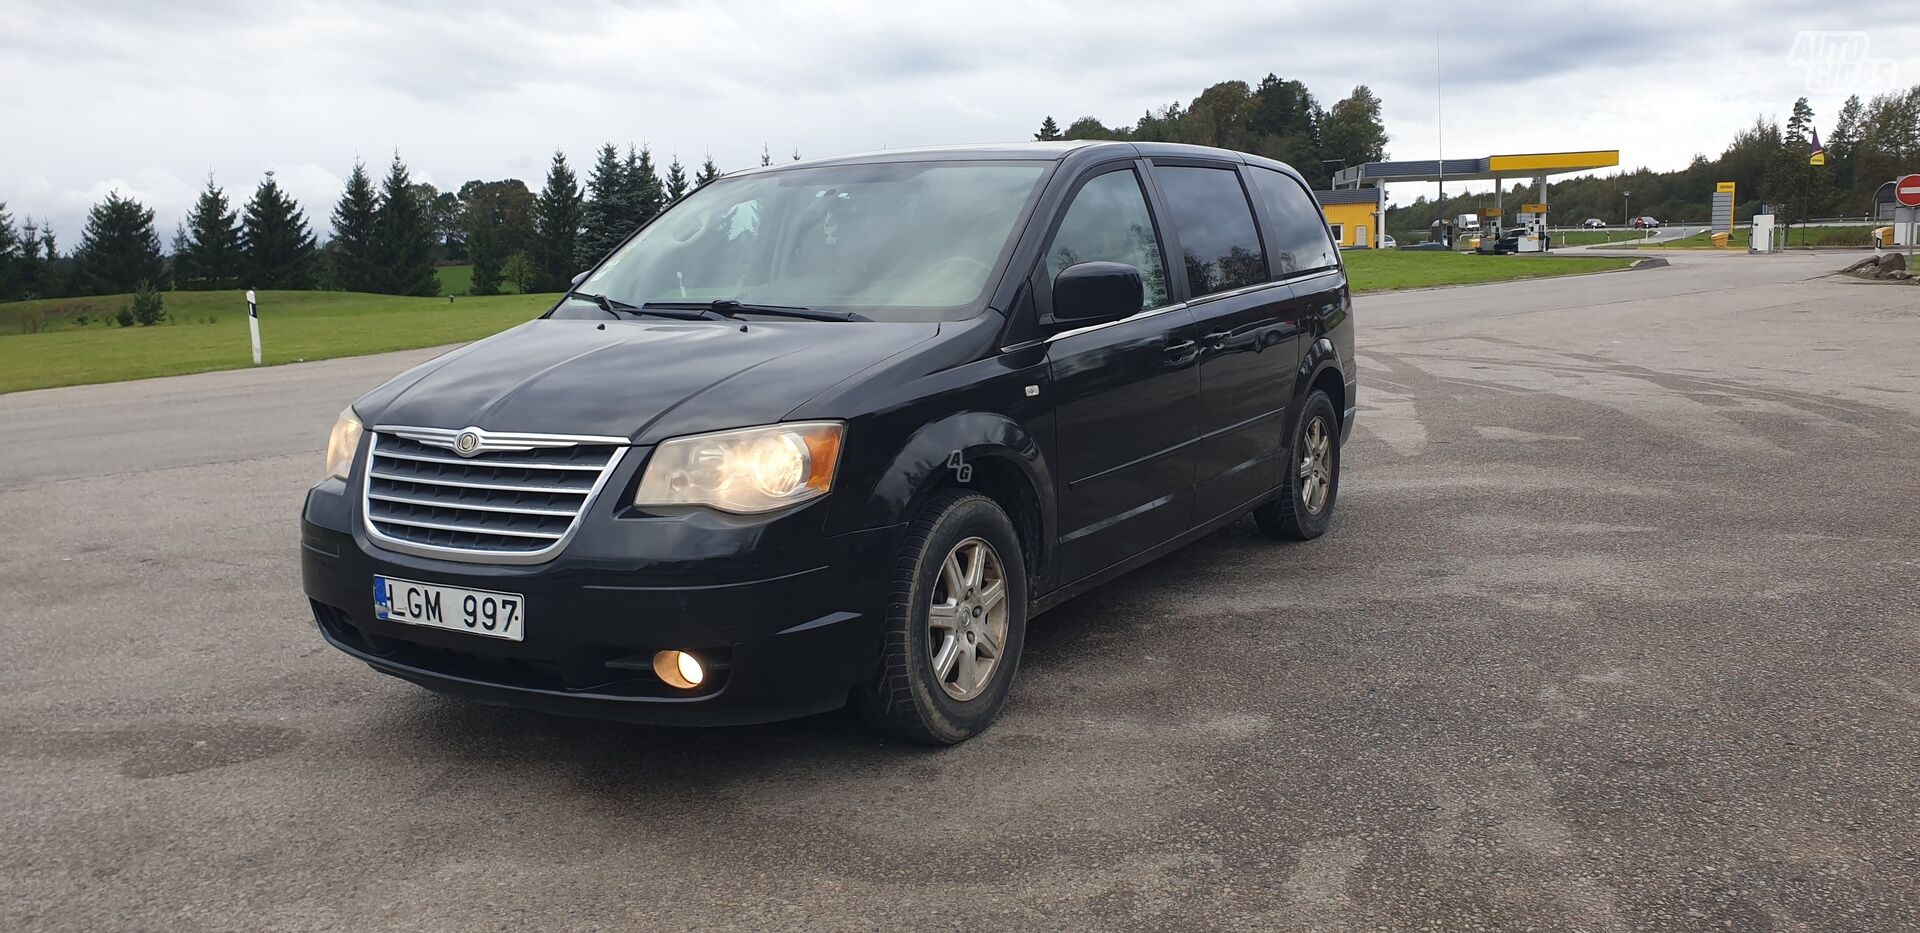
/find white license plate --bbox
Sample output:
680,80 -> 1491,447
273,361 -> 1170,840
374,575 -> 525,642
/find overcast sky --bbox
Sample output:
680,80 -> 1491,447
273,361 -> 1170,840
3,0 -> 1916,241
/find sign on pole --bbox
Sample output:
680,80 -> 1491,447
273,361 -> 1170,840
1896,174 -> 1920,208
246,289 -> 261,366
1712,182 -> 1736,238
1898,176 -> 1920,261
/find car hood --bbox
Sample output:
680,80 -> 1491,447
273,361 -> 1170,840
357,317 -> 941,443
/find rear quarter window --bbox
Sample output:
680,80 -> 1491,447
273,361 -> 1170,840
1249,168 -> 1339,277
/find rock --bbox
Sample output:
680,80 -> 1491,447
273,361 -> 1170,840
1888,270 -> 1912,280
1875,253 -> 1906,274
1841,256 -> 1880,274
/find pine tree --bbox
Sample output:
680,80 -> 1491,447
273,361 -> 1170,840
0,203 -> 19,301
760,144 -> 773,167
665,154 -> 689,202
695,154 -> 721,187
169,222 -> 192,289
533,151 -> 585,291
371,152 -> 440,296
242,171 -> 319,289
577,143 -> 632,266
181,173 -> 244,289
329,160 -> 379,292
630,145 -> 665,225
1035,116 -> 1063,141
73,191 -> 164,295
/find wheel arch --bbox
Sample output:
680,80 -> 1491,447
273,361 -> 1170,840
860,411 -> 1057,587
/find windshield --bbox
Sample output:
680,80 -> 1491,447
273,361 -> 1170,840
576,161 -> 1049,322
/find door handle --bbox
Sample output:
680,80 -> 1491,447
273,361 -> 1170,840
1202,330 -> 1230,350
1163,339 -> 1196,363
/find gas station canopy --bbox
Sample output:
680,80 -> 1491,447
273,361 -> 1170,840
1331,150 -> 1620,187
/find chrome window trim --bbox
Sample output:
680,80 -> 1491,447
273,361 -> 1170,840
361,427 -> 631,566
1044,301 -> 1191,344
1183,278 -> 1290,309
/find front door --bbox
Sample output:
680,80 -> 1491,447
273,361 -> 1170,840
1040,166 -> 1201,584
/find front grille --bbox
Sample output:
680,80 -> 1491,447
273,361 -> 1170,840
361,428 -> 626,563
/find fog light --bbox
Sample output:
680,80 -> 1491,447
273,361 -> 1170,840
653,650 -> 705,689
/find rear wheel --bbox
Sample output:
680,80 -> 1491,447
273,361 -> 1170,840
1253,389 -> 1340,541
855,490 -> 1027,744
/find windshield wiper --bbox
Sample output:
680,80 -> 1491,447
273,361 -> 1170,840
644,299 -> 871,323
566,291 -> 727,321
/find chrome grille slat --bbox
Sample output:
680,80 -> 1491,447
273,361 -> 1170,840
366,490 -> 579,518
368,513 -> 565,540
361,428 -> 628,564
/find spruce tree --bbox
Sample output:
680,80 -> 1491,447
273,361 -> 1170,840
242,171 -> 318,289
181,174 -> 243,289
73,191 -> 164,295
695,154 -> 721,188
760,144 -> 773,167
630,145 -> 665,225
577,143 -> 631,266
665,154 -> 689,202
329,160 -> 379,292
0,204 -> 19,301
1035,116 -> 1063,141
533,150 -> 584,291
169,222 -> 192,289
370,153 -> 440,296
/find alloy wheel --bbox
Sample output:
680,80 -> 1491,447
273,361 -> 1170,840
1299,416 -> 1333,515
927,536 -> 1009,701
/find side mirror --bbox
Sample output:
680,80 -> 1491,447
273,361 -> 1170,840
1052,261 -> 1142,323
570,270 -> 590,287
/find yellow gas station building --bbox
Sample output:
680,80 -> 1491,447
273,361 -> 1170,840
1322,149 -> 1621,248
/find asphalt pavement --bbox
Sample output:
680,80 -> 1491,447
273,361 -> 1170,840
3,250 -> 1917,930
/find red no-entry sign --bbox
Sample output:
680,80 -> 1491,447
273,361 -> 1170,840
1898,174 -> 1920,208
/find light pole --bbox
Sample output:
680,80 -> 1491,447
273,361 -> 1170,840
1622,191 -> 1631,229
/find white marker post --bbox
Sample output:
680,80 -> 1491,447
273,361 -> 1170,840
246,289 -> 262,365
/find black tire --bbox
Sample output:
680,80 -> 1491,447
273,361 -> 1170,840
855,490 -> 1028,745
1254,389 -> 1341,541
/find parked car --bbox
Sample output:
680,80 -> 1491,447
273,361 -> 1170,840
1633,216 -> 1662,229
302,142 -> 1357,744
1582,218 -> 1607,228
1381,233 -> 1397,249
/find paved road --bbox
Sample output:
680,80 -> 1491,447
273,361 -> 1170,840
4,252 -> 1917,930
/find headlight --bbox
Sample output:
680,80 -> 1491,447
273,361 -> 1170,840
325,408 -> 364,480
634,421 -> 844,513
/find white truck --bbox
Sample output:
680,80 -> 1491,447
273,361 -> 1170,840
1454,213 -> 1481,231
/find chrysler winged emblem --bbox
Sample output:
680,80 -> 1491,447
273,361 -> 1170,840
454,429 -> 482,456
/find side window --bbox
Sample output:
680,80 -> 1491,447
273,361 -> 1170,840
1249,168 -> 1339,276
1154,166 -> 1269,298
1043,170 -> 1167,310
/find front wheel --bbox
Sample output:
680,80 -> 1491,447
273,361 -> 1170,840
1253,389 -> 1341,541
855,490 -> 1028,744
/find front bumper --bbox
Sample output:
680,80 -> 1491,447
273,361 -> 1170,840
301,488 -> 903,726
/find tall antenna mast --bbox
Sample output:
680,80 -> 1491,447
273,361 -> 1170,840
1436,44 -> 1445,211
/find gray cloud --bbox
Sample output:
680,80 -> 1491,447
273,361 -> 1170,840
3,0 -> 1916,238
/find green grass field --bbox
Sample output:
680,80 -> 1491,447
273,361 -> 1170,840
0,251 -> 1635,394
0,289 -> 559,394
1343,249 -> 1634,292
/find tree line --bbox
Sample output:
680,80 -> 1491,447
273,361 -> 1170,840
0,144 -> 745,302
1036,74 -> 1390,190
1387,87 -> 1920,235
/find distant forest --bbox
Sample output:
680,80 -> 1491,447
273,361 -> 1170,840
1041,77 -> 1920,235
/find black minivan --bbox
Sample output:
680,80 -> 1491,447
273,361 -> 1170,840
302,141 -> 1355,744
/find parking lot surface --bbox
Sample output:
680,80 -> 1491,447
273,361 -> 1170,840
3,251 -> 1916,930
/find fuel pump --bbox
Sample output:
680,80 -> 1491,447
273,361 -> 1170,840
1474,208 -> 1504,254
1515,203 -> 1550,253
